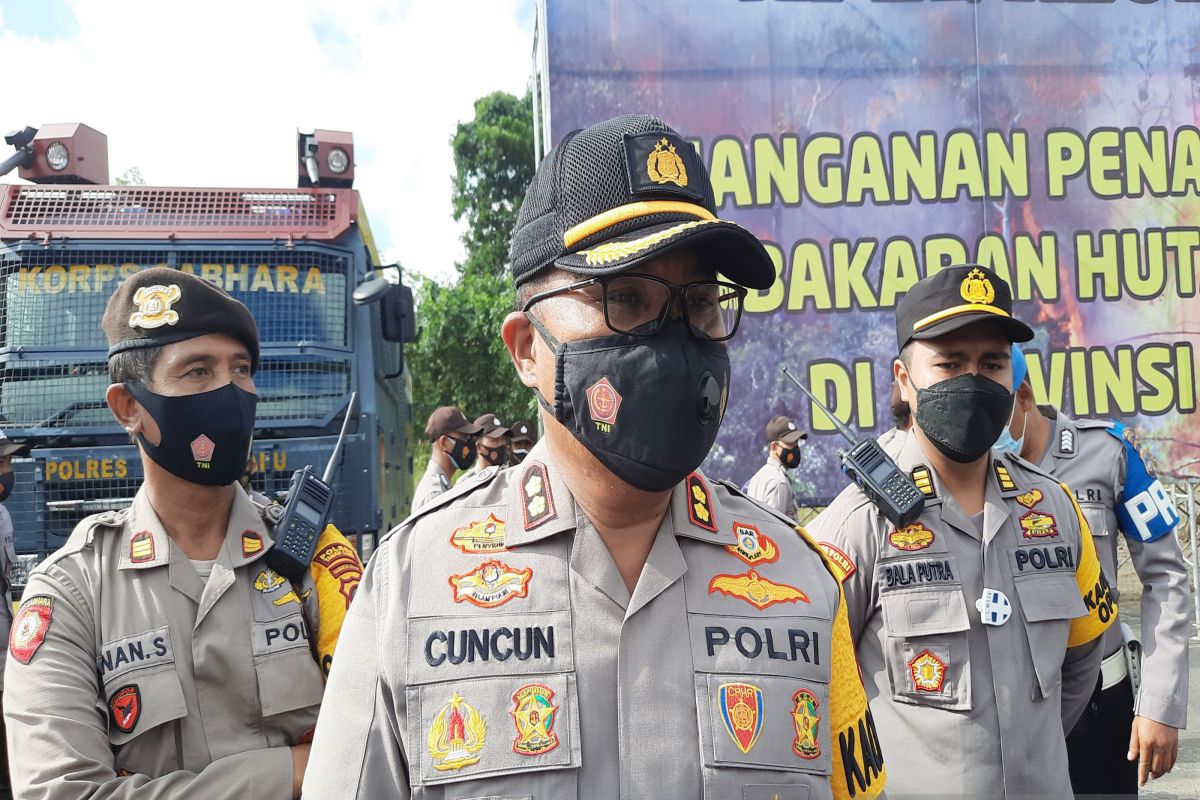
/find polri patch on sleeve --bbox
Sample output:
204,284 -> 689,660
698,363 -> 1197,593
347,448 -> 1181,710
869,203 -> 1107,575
815,541 -> 857,583
9,595 -> 54,665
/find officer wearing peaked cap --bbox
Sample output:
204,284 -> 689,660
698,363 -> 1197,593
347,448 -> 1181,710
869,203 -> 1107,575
998,348 -> 1189,794
746,415 -> 806,517
808,264 -> 1114,798
413,407 -> 482,514
305,114 -> 886,800
508,420 -> 537,466
460,414 -> 511,482
5,268 -> 363,799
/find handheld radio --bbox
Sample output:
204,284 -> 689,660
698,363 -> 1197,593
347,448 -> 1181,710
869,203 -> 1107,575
266,392 -> 358,581
781,367 -> 924,528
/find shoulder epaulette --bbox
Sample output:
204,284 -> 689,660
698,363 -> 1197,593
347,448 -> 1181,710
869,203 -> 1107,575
382,464 -> 504,544
1074,418 -> 1115,431
910,465 -> 936,499
998,450 -> 1063,487
712,478 -> 798,529
33,508 -> 127,571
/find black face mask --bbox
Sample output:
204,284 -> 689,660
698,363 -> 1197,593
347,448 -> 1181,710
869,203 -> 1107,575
478,443 -> 507,467
0,472 -> 13,502
445,437 -> 477,471
509,447 -> 530,466
913,373 -> 1014,464
126,382 -> 258,486
530,316 -> 729,492
779,446 -> 801,469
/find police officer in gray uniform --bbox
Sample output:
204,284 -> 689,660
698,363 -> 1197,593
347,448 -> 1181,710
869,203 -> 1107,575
5,269 -> 344,799
0,430 -> 29,800
745,415 -> 805,516
809,265 -> 1115,799
304,114 -> 887,800
459,414 -> 510,482
999,348 -> 1188,794
412,407 -> 481,514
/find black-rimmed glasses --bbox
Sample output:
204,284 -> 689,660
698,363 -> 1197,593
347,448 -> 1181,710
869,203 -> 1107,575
521,273 -> 747,341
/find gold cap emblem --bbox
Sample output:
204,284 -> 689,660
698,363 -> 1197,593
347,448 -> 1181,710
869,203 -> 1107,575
959,268 -> 995,305
129,284 -> 182,329
646,137 -> 688,187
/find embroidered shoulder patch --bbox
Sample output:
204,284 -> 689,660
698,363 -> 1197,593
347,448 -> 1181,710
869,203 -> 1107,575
511,683 -> 560,756
686,472 -> 718,532
815,541 -> 857,583
791,689 -> 821,759
725,522 -> 779,565
1019,510 -> 1058,539
1015,488 -> 1044,509
888,523 -> 935,552
109,684 -> 142,733
719,682 -> 764,754
450,513 -> 508,554
708,569 -> 810,609
9,595 -> 54,665
427,691 -> 487,771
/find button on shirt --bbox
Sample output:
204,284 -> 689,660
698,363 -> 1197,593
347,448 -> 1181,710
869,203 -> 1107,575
808,432 -> 1114,799
4,487 -> 327,799
746,456 -> 796,517
304,441 -> 887,800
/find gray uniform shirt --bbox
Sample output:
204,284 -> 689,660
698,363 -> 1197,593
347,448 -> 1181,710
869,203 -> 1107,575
0,502 -> 13,690
1040,409 -> 1190,728
412,459 -> 452,515
304,442 -> 886,800
808,433 -> 1113,799
746,456 -> 796,517
4,486 -> 327,799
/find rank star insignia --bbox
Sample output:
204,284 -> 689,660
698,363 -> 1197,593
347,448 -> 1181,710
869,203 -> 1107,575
909,649 -> 947,692
449,560 -> 532,608
791,689 -> 821,759
888,523 -> 935,552
450,513 -> 509,554
510,683 -> 560,756
128,283 -> 182,329
686,472 -> 717,532
9,595 -> 53,665
719,682 -> 764,754
1020,510 -> 1058,539
427,691 -> 487,771
959,268 -> 995,305
129,530 -> 155,563
109,684 -> 142,733
1016,488 -> 1044,509
709,569 -> 810,609
646,137 -> 689,187
725,522 -> 779,566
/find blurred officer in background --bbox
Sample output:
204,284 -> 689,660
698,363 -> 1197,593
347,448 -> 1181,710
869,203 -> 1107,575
745,415 -> 805,516
508,420 -> 537,465
5,268 -> 362,799
459,414 -> 510,481
303,113 -> 886,800
810,265 -> 1114,798
999,347 -> 1188,794
412,406 -> 482,514
0,430 -> 29,800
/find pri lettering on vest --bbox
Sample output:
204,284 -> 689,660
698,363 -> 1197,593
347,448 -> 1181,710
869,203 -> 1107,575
703,625 -> 820,664
425,625 -> 556,667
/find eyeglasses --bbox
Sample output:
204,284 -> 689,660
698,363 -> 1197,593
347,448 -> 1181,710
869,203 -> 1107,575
521,273 -> 747,341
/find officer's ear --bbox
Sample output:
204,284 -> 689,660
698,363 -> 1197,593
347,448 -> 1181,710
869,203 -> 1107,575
1016,380 -> 1036,411
894,356 -> 913,405
106,384 -> 145,439
501,311 -> 540,389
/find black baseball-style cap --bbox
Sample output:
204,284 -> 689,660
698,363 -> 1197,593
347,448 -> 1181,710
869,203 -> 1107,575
425,406 -> 482,441
474,414 -> 510,439
103,267 -> 260,371
509,420 -> 536,445
508,114 -> 775,290
765,415 -> 806,446
0,430 -> 30,458
895,264 -> 1034,350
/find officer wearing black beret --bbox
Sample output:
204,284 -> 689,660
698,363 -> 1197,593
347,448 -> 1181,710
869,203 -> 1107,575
5,267 -> 362,798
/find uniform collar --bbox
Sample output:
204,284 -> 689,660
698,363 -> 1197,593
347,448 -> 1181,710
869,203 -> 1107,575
118,484 -> 274,571
502,442 -> 737,548
424,457 -> 450,485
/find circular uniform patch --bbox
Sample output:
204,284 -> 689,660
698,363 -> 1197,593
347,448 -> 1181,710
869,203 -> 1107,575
9,595 -> 54,665
109,684 -> 142,733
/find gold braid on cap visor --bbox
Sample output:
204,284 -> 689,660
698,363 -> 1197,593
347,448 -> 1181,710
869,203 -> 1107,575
912,303 -> 1011,332
562,201 -> 715,248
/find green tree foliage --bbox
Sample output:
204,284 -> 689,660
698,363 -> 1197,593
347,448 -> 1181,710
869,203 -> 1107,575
407,89 -> 538,442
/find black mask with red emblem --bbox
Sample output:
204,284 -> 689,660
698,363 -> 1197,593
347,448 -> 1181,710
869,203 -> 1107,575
478,443 -> 507,467
529,316 -> 729,492
779,445 -> 801,469
444,437 -> 477,471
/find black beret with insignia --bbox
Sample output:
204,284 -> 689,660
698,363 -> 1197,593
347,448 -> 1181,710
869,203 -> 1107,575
509,114 -> 774,290
895,264 -> 1034,351
103,268 -> 260,370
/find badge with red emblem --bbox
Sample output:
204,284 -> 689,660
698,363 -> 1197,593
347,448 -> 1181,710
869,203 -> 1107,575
190,434 -> 215,464
109,684 -> 141,733
585,376 -> 622,431
9,595 -> 54,665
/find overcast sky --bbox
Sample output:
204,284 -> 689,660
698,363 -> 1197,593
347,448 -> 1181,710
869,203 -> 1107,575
0,0 -> 535,283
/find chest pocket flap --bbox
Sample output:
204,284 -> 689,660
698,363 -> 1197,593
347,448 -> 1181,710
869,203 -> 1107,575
1014,574 -> 1084,699
104,667 -> 187,747
880,588 -> 970,637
